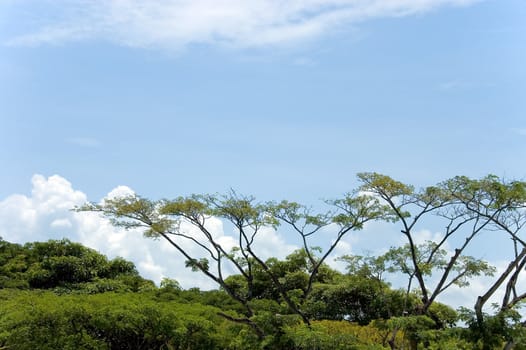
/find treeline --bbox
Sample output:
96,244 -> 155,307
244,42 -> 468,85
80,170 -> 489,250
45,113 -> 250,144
0,237 -> 523,349
76,173 -> 526,349
0,238 -> 400,349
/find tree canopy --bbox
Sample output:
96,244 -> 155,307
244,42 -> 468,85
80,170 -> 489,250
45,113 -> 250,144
1,173 -> 525,349
74,173 -> 526,349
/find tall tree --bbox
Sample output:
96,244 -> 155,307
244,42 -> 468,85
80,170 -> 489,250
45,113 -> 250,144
357,172 -> 496,317
78,190 -> 389,337
444,175 -> 526,349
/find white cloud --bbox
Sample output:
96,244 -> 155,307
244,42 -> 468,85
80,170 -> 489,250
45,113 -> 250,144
252,226 -> 298,260
0,174 -> 202,286
0,175 -> 87,241
50,218 -> 73,229
2,173 -> 525,314
0,174 -> 296,290
105,185 -> 135,200
412,229 -> 447,246
326,239 -> 353,270
437,259 -> 526,313
5,0 -> 481,50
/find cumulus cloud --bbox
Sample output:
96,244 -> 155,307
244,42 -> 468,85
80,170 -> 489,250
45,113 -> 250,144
5,0 -> 481,49
2,173 -> 521,310
105,185 -> 136,201
0,175 -> 87,242
0,174 -> 296,289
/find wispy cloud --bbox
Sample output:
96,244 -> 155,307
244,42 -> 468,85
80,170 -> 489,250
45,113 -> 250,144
293,56 -> 317,66
66,137 -> 102,148
438,79 -> 474,91
5,0 -> 481,50
438,79 -> 495,91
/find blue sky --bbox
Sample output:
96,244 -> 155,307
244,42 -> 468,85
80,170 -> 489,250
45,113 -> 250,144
1,0 -> 524,201
0,0 -> 525,305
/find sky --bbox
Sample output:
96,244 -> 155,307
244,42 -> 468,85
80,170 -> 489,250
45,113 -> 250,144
0,0 -> 525,308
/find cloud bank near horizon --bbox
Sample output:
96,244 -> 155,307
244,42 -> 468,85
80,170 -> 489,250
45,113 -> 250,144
0,173 -> 521,311
4,0 -> 480,49
0,174 -> 297,289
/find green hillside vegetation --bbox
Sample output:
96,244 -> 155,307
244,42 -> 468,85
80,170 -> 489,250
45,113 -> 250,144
0,236 -> 524,349
74,173 -> 526,350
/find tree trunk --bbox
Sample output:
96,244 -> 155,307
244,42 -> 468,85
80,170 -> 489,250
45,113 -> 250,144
387,327 -> 399,350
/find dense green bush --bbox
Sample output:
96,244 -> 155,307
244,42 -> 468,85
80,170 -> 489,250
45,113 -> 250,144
0,290 -> 233,350
1,237 -> 524,349
0,238 -> 150,291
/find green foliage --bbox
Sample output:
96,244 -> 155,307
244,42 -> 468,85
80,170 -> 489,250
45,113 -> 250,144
284,320 -> 397,350
337,254 -> 387,281
305,275 -> 410,324
328,192 -> 396,228
443,175 -> 526,210
427,302 -> 459,328
358,172 -> 414,198
0,239 -> 29,288
0,238 -> 149,293
458,306 -> 526,350
160,276 -> 182,291
5,172 -> 526,349
379,241 -> 495,297
186,257 -> 210,272
223,249 -> 338,304
0,289 -> 234,350
0,237 -> 516,349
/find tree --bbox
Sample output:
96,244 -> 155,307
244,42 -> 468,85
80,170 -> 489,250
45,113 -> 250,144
0,238 -> 150,293
0,237 -> 28,288
357,173 -> 496,317
77,173 -> 526,346
356,173 -> 500,350
444,175 -> 526,349
78,190 -> 390,338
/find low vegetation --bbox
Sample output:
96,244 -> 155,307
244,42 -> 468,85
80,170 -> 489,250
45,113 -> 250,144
0,236 -> 524,349
2,173 -> 526,349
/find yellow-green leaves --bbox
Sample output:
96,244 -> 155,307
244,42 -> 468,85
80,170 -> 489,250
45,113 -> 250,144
77,195 -> 158,230
210,193 -> 276,228
358,172 -> 414,198
160,196 -> 208,217
329,192 -> 395,228
74,172 -> 526,343
443,175 -> 526,210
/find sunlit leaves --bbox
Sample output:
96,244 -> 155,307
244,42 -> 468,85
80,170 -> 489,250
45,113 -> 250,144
337,254 -> 387,282
0,290 -> 230,350
449,256 -> 496,288
443,175 -> 526,211
358,172 -> 414,198
77,195 -> 161,231
186,258 -> 210,272
379,241 -> 495,289
329,192 -> 396,228
0,238 -> 144,291
73,172 -> 526,347
160,196 -> 209,218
